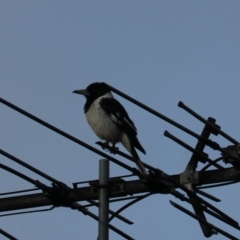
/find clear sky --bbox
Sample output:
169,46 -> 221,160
1,1 -> 240,240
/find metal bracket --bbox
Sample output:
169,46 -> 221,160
180,171 -> 199,190
89,177 -> 126,196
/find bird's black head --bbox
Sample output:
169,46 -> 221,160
73,82 -> 111,112
86,82 -> 111,98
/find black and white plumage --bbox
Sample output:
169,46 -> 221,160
73,82 -> 147,177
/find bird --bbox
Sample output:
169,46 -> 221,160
73,82 -> 147,178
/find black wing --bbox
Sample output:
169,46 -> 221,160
99,98 -> 137,137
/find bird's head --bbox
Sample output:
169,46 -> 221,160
73,82 -> 111,100
73,82 -> 111,111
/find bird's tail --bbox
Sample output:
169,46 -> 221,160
121,134 -> 147,178
131,147 -> 148,178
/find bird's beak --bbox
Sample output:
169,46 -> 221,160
73,89 -> 89,96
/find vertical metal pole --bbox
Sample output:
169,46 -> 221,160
99,159 -> 109,240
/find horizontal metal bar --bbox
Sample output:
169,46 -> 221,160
1,167 -> 239,213
0,179 -> 150,212
198,167 -> 240,185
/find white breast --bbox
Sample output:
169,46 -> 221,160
85,94 -> 122,144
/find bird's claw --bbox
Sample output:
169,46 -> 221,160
109,146 -> 119,155
95,141 -> 118,154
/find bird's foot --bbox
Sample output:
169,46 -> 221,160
109,145 -> 119,155
95,141 -> 119,154
96,141 -> 111,151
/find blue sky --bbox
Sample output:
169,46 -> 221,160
1,1 -> 240,239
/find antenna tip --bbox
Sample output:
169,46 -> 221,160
164,130 -> 169,136
178,101 -> 184,107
